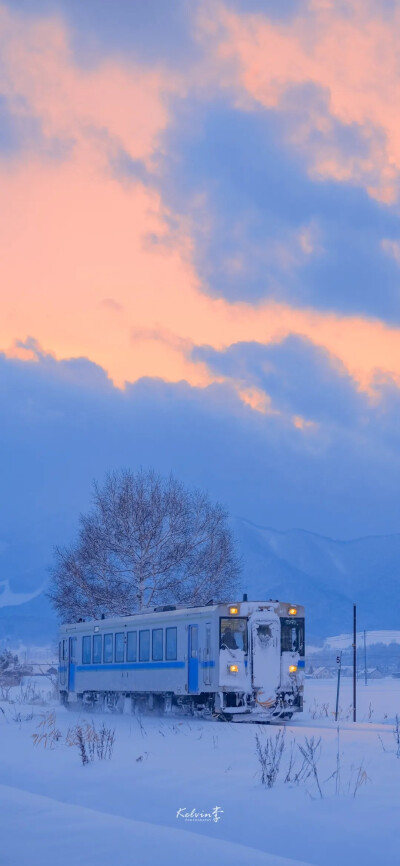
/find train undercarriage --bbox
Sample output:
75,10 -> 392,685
60,687 -> 302,722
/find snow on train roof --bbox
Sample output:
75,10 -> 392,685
60,600 -> 304,631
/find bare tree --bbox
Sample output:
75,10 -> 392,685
0,650 -> 32,686
49,469 -> 241,621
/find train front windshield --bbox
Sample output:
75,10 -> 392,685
280,617 -> 305,655
220,618 -> 248,652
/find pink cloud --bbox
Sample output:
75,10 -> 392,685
204,0 -> 400,202
0,4 -> 178,168
102,298 -> 124,313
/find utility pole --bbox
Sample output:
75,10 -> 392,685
364,629 -> 367,686
335,651 -> 342,722
353,604 -> 357,722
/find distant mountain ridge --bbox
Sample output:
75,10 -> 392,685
0,592 -> 56,649
0,519 -> 399,647
233,518 -> 400,639
0,580 -> 44,609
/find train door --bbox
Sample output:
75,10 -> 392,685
203,623 -> 212,686
59,639 -> 67,688
188,625 -> 199,693
68,637 -> 77,692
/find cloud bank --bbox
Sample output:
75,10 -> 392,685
1,348 -> 400,594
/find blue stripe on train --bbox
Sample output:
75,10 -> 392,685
75,660 -> 216,672
76,661 -> 186,672
72,661 -> 215,673
66,658 -> 300,674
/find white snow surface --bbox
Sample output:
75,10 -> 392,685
0,784 -> 310,866
2,678 -> 400,865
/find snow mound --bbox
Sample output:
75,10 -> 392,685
0,783 -> 314,866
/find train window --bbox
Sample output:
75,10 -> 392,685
190,625 -> 198,657
280,618 -> 305,655
127,631 -> 137,662
93,634 -> 102,664
220,618 -> 248,652
152,628 -> 163,661
58,642 -> 62,663
115,632 -> 124,663
139,630 -> 150,662
63,639 -> 68,661
82,636 -> 91,664
165,627 -> 177,661
103,633 -> 113,663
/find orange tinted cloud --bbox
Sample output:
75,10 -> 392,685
1,2 -> 400,411
207,0 -> 400,202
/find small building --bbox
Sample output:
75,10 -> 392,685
340,666 -> 354,677
45,665 -> 58,677
311,666 -> 334,679
341,666 -> 385,679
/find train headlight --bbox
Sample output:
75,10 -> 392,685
289,665 -> 297,673
288,607 -> 297,616
229,605 -> 239,615
229,664 -> 239,673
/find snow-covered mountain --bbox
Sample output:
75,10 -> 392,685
1,519 -> 399,647
234,518 -> 400,640
0,591 -> 56,650
322,631 -> 400,650
0,580 -> 44,609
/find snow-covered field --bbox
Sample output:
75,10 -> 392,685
1,678 -> 400,866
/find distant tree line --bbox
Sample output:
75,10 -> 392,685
0,650 -> 32,685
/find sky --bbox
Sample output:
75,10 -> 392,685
1,0 -> 400,593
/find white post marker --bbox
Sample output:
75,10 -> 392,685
335,651 -> 342,722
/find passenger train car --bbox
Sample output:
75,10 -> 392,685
59,597 -> 305,721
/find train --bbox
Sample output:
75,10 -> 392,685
58,596 -> 305,721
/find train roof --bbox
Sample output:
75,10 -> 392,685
59,599 -> 304,631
